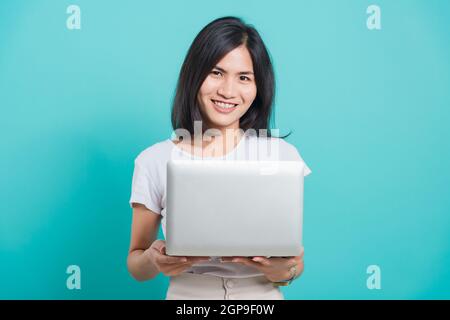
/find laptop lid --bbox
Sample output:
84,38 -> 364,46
166,160 -> 305,257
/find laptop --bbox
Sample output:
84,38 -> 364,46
165,160 -> 306,257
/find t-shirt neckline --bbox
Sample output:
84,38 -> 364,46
168,132 -> 249,159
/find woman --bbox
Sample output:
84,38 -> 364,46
127,16 -> 312,300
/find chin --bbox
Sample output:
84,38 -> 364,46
206,119 -> 237,130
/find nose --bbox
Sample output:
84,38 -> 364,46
217,78 -> 236,99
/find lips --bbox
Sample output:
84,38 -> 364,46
210,99 -> 238,114
211,99 -> 238,107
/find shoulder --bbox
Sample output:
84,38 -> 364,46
134,139 -> 172,170
270,137 -> 312,175
277,138 -> 302,160
250,135 -> 301,161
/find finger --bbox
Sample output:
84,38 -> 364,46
150,240 -> 165,253
292,252 -> 304,264
283,253 -> 304,265
150,243 -> 167,256
288,258 -> 298,268
251,256 -> 271,266
221,256 -> 238,262
221,256 -> 246,262
186,257 -> 210,263
159,254 -> 188,265
232,257 -> 262,269
150,243 -> 190,265
232,257 -> 254,263
187,256 -> 211,260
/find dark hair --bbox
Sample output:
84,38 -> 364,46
171,16 -> 291,139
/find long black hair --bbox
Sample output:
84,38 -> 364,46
171,16 -> 290,138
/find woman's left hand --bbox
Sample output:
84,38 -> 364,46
221,248 -> 304,283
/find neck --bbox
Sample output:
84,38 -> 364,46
199,121 -> 242,147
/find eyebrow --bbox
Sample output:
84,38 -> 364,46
213,65 -> 254,75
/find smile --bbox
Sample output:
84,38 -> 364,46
211,99 -> 238,109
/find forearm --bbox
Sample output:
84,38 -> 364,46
127,249 -> 159,281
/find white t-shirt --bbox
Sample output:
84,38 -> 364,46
129,131 -> 312,278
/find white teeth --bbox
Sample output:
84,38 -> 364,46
212,100 -> 237,109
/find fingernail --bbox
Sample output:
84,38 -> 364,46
232,258 -> 238,262
181,258 -> 187,262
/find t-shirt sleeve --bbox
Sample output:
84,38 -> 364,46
129,156 -> 162,214
285,143 -> 312,177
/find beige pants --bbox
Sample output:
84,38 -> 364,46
166,272 -> 284,300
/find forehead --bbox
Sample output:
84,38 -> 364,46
216,45 -> 254,72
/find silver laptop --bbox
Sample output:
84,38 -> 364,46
165,160 -> 306,257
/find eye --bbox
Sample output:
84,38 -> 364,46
240,75 -> 251,81
211,70 -> 222,77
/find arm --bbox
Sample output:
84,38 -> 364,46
127,203 -> 208,281
127,203 -> 161,281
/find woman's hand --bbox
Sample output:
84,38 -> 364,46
146,240 -> 210,277
221,248 -> 305,282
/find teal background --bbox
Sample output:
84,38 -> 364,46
1,0 -> 449,299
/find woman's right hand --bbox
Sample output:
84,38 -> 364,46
146,240 -> 210,277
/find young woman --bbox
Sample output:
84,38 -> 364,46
127,16 -> 312,300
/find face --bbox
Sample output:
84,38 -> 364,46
197,45 -> 257,132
